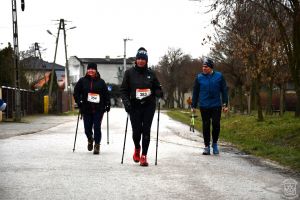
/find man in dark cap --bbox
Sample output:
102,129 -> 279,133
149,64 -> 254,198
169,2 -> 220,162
120,47 -> 163,166
191,58 -> 228,155
73,62 -> 111,154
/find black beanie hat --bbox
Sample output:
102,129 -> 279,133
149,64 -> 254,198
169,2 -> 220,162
203,58 -> 214,68
136,47 -> 148,62
87,62 -> 97,71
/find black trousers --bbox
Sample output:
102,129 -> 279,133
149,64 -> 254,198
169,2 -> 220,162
83,112 -> 104,144
200,107 -> 222,147
130,102 -> 156,155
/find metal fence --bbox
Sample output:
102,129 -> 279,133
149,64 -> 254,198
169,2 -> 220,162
1,86 -> 41,119
1,86 -> 70,120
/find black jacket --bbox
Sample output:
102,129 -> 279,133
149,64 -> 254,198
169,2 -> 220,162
73,73 -> 110,114
120,65 -> 162,107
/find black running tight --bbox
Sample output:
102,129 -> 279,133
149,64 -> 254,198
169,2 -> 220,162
129,102 -> 156,155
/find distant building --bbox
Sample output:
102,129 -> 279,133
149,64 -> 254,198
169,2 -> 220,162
68,56 -> 135,89
21,57 -> 65,90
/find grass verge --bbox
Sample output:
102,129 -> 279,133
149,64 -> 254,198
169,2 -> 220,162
167,109 -> 300,172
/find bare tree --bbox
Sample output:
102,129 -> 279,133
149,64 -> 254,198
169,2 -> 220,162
155,48 -> 200,108
193,0 -> 300,117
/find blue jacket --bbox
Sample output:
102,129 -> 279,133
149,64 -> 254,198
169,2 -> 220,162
192,71 -> 228,109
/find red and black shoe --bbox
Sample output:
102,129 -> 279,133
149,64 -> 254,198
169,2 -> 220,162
140,155 -> 149,167
133,148 -> 141,163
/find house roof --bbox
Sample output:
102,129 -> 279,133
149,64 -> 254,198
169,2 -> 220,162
21,57 -> 65,71
21,57 -> 66,90
76,57 -> 136,65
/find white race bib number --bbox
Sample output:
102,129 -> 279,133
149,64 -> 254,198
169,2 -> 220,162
136,88 -> 151,100
87,93 -> 100,103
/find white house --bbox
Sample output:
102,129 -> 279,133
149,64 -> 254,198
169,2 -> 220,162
68,56 -> 135,90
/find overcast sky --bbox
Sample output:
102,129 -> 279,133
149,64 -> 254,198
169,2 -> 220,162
0,0 -> 215,66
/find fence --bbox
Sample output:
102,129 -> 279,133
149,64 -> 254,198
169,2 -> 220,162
1,86 -> 70,120
1,86 -> 41,119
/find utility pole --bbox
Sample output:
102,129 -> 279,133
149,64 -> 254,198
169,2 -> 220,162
62,21 -> 72,111
123,38 -> 132,75
11,0 -> 25,122
47,19 -> 75,112
47,21 -> 61,111
34,42 -> 42,59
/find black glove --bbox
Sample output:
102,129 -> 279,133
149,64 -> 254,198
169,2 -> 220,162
122,99 -> 131,113
155,89 -> 164,98
77,101 -> 83,109
105,105 -> 110,112
125,104 -> 131,113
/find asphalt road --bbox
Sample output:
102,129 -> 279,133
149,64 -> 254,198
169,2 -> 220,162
0,108 -> 299,200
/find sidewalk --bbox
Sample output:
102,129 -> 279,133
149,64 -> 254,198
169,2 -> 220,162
0,114 -> 76,139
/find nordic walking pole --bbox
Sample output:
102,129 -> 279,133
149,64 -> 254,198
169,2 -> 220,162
121,114 -> 129,164
73,110 -> 81,152
191,112 -> 195,132
155,99 -> 161,165
107,112 -> 109,144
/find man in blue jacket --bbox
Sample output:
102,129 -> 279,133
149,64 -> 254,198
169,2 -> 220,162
191,58 -> 228,155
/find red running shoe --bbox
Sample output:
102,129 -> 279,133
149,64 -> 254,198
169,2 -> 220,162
140,155 -> 148,167
133,148 -> 140,163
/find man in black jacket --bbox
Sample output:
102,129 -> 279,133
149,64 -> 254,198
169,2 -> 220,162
120,47 -> 163,166
73,63 -> 110,154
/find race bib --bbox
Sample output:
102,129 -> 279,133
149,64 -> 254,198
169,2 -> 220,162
87,93 -> 100,103
136,88 -> 151,100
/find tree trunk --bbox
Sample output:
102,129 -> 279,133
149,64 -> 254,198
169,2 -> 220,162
180,91 -> 184,109
255,78 -> 264,121
174,89 -> 180,108
295,86 -> 300,117
279,84 -> 285,117
237,86 -> 244,113
251,82 -> 257,110
247,92 -> 251,115
265,81 -> 273,115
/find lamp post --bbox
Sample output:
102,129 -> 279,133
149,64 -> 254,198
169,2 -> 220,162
123,38 -> 132,74
11,0 -> 25,122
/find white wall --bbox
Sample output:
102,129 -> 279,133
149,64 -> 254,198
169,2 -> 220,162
99,64 -> 120,84
68,56 -> 132,86
82,63 -> 121,85
68,57 -> 82,84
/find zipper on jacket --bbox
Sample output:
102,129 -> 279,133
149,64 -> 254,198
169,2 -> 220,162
90,79 -> 96,113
